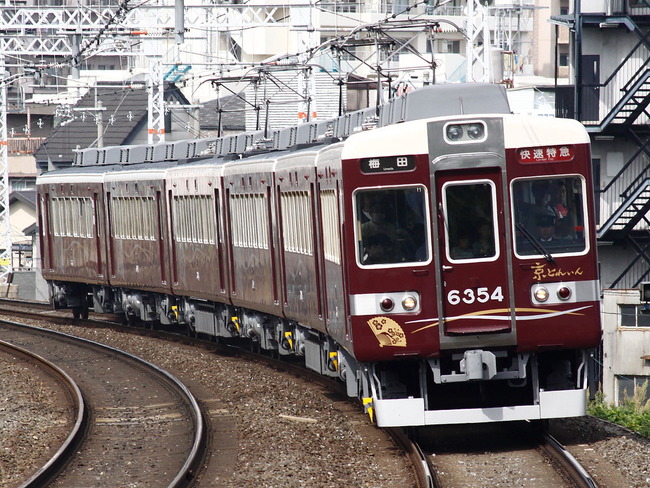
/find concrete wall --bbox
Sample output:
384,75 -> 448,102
601,289 -> 650,405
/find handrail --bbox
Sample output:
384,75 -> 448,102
602,25 -> 650,88
597,178 -> 650,238
599,141 -> 647,194
596,68 -> 650,130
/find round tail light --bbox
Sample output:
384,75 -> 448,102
380,297 -> 394,312
557,286 -> 572,300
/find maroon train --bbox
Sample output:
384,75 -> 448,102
37,84 -> 601,426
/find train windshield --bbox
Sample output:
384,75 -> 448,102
355,186 -> 428,266
443,180 -> 499,262
512,176 -> 587,256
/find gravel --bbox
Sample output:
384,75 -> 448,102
0,354 -> 70,488
548,416 -> 650,487
3,318 -> 649,487
0,322 -> 412,487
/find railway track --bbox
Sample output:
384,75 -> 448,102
416,422 -> 601,488
0,338 -> 85,487
541,432 -> 598,488
0,300 -> 635,487
0,301 -> 422,487
0,318 -> 206,487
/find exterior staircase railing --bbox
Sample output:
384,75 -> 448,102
597,178 -> 650,238
595,69 -> 650,130
584,16 -> 650,288
579,21 -> 650,127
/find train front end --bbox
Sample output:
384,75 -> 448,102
341,114 -> 601,427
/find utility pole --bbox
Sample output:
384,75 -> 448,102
147,56 -> 165,144
0,54 -> 11,284
72,102 -> 107,148
465,0 -> 492,83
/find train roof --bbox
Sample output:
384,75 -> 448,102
36,164 -> 125,185
221,149 -> 291,176
70,83 -> 511,168
102,161 -> 180,182
164,156 -> 232,180
341,113 -> 590,160
502,115 -> 590,147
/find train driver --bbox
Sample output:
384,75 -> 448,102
536,213 -> 557,242
357,188 -> 428,265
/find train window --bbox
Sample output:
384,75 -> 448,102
172,195 -> 216,245
63,198 -> 71,236
229,193 -> 269,249
512,176 -> 587,256
51,198 -> 60,236
321,189 -> 341,264
50,197 -> 94,239
109,196 -> 156,241
355,186 -> 429,266
443,181 -> 498,262
280,191 -> 313,255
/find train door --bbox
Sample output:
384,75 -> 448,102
435,168 -> 516,346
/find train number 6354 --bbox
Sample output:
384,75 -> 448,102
447,286 -> 505,305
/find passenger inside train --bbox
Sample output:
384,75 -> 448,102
514,176 -> 587,256
356,187 -> 428,266
444,181 -> 498,262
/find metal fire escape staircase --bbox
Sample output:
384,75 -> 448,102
597,69 -> 650,129
592,19 -> 650,288
597,177 -> 650,288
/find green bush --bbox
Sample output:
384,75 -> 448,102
588,383 -> 650,437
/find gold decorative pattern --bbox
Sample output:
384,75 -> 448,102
531,262 -> 584,281
367,316 -> 407,347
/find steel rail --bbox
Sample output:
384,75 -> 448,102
542,432 -> 598,488
0,302 -> 432,487
0,338 -> 87,488
385,428 -> 438,488
0,319 -> 207,488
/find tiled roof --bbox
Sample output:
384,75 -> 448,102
10,190 -> 36,209
34,84 -> 189,169
200,95 -> 246,131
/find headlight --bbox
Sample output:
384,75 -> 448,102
467,123 -> 485,140
402,295 -> 417,311
534,287 -> 549,302
446,124 -> 463,141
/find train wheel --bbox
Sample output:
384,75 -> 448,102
72,307 -> 81,320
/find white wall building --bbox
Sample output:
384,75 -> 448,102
601,289 -> 650,405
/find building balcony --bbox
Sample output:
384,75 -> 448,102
8,137 -> 45,155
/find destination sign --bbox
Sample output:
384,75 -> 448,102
517,145 -> 575,164
360,155 -> 416,174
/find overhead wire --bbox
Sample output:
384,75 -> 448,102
5,0 -> 459,132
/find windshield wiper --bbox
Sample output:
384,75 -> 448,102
516,222 -> 555,264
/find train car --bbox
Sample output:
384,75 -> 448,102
102,163 -> 178,324
166,159 -> 232,336
337,113 -> 600,426
37,166 -> 115,318
36,84 -> 601,427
